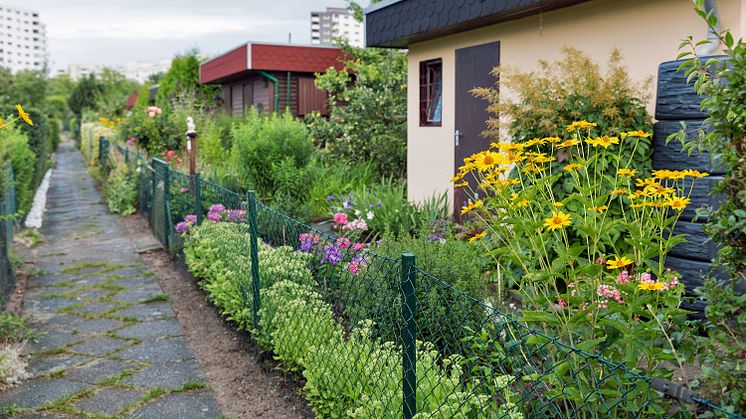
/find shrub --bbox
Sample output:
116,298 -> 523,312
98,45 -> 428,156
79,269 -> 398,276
0,127 -> 36,214
103,151 -> 137,215
79,122 -> 115,167
229,109 -> 315,199
303,155 -> 377,219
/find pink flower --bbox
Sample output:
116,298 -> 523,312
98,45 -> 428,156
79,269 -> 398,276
180,187 -> 189,193
343,219 -> 368,231
167,150 -> 175,157
348,260 -> 362,275
336,237 -> 351,249
617,270 -> 630,284
595,257 -> 606,265
148,111 -> 156,118
352,242 -> 364,252
559,299 -> 568,307
333,213 -> 348,225
597,284 -> 624,304
637,272 -> 653,283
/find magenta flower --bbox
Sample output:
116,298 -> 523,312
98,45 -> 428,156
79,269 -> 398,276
617,270 -> 630,284
321,245 -> 342,265
184,214 -> 197,223
207,211 -> 221,222
333,212 -> 348,225
209,204 -> 226,213
336,237 -> 351,249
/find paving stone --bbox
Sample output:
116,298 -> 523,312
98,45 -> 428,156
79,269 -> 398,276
72,276 -> 115,286
73,301 -> 120,316
68,336 -> 130,356
105,267 -> 148,277
73,387 -> 144,416
111,302 -> 174,320
29,313 -> 87,332
114,277 -> 157,289
27,354 -> 90,377
16,413 -> 80,418
113,287 -> 166,304
72,318 -> 127,335
28,273 -> 76,287
0,378 -> 89,409
117,337 -> 194,363
117,319 -> 181,339
28,331 -> 85,353
64,358 -> 139,385
127,390 -> 220,419
70,288 -> 110,301
124,359 -> 205,390
23,297 -> 79,313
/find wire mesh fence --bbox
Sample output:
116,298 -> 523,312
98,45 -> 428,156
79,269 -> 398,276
97,135 -> 743,419
0,163 -> 16,310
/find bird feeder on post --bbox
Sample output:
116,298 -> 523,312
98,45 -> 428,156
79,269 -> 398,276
186,117 -> 198,190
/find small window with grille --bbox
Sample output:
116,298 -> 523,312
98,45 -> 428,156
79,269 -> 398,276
419,59 -> 442,126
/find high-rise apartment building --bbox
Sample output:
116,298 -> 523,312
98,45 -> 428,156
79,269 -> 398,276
310,7 -> 364,47
0,3 -> 47,72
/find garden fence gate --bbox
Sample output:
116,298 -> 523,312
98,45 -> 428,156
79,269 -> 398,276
97,136 -> 743,419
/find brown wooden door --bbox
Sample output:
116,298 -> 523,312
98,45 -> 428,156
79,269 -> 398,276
454,41 -> 499,215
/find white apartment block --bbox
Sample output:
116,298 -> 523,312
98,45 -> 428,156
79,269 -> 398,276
121,59 -> 170,83
0,3 -> 47,72
311,7 -> 364,47
62,63 -> 104,81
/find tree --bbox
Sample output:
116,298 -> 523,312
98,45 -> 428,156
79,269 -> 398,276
68,74 -> 102,119
156,50 -> 220,110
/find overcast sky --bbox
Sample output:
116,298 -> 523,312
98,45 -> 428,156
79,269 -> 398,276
13,0 -> 369,72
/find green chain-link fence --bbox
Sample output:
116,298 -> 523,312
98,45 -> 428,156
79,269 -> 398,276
0,163 -> 17,309
97,136 -> 743,419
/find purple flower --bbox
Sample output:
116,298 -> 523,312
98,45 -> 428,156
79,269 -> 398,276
428,232 -> 444,242
326,194 -> 336,202
180,187 -> 189,193
207,211 -> 222,222
226,209 -> 246,222
376,200 -> 383,207
175,221 -> 191,234
321,245 -> 342,265
184,214 -> 197,223
209,204 -> 226,212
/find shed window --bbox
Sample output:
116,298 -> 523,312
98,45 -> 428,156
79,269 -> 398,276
419,59 -> 442,126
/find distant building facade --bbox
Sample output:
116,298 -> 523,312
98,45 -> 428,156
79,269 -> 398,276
61,63 -> 104,81
311,7 -> 363,47
121,59 -> 170,83
0,3 -> 47,72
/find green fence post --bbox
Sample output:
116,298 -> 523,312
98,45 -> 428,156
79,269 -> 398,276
401,252 -> 417,419
163,165 -> 170,250
247,190 -> 261,330
125,148 -> 129,165
194,173 -> 202,225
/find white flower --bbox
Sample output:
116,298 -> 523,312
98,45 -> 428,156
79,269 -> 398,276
366,211 -> 374,220
354,210 -> 361,217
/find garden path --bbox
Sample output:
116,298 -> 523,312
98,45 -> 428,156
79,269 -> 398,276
0,141 -> 222,418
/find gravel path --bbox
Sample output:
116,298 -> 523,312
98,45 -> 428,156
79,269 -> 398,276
0,142 -> 222,418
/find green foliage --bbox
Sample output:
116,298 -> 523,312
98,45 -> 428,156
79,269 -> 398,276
0,127 -> 36,214
0,68 -> 47,106
308,40 -> 407,177
0,313 -> 30,343
674,6 -> 746,275
156,50 -> 221,110
303,155 -> 377,219
104,153 -> 137,215
330,178 -> 449,238
229,109 -> 315,198
94,69 -> 140,117
696,277 -> 746,413
68,74 -> 102,119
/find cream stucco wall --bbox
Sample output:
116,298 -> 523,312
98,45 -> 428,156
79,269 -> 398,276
406,0 -> 745,207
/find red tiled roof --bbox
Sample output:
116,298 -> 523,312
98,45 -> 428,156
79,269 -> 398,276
125,92 -> 138,110
200,42 -> 345,84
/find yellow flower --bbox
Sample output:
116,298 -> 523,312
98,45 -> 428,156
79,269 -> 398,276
630,203 -> 645,209
450,172 -> 465,183
0,115 -> 5,128
646,183 -> 675,198
665,196 -> 690,211
557,139 -> 580,148
516,199 -> 529,208
606,256 -> 633,270
566,121 -> 597,132
635,178 -> 658,188
543,136 -> 562,144
16,104 -> 32,125
618,168 -> 637,177
553,202 -> 564,208
595,205 -> 609,213
590,135 -> 619,149
474,151 -> 500,171
543,211 -> 572,231
611,188 -> 627,196
529,153 -> 555,164
524,138 -> 547,147
652,169 -> 686,181
638,281 -> 666,291
468,231 -> 487,243
461,200 -> 484,215
683,169 -> 709,178
564,163 -> 583,172
453,181 -> 469,188
621,130 -> 652,139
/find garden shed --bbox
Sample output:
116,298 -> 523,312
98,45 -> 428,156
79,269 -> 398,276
364,0 -> 746,207
199,42 -> 345,117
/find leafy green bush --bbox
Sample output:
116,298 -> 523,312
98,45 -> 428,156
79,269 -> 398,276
229,109 -> 315,199
156,50 -> 221,110
304,155 -> 376,219
0,127 -> 36,214
103,152 -> 137,215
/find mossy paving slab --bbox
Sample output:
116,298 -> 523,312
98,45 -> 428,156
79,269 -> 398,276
13,143 -> 221,418
126,390 -> 220,419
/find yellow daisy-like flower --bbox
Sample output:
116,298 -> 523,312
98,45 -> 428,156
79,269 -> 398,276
16,104 -> 33,125
611,188 -> 627,196
595,205 -> 609,213
621,130 -> 652,139
566,120 -> 597,132
453,181 -> 469,188
652,169 -> 686,181
461,200 -> 484,215
0,115 -> 5,128
543,136 -> 563,144
474,151 -> 500,171
665,196 -> 690,211
543,211 -> 572,231
529,154 -> 555,164
516,199 -> 529,208
468,231 -> 487,243
593,136 -> 620,149
553,202 -> 564,208
564,163 -> 583,172
682,169 -> 709,178
618,168 -> 637,177
630,203 -> 645,209
635,178 -> 658,188
646,183 -> 675,198
557,139 -> 580,148
638,282 -> 666,291
524,138 -> 547,147
606,256 -> 634,270
450,172 -> 465,183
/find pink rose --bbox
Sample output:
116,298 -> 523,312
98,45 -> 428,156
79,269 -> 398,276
333,212 -> 348,225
